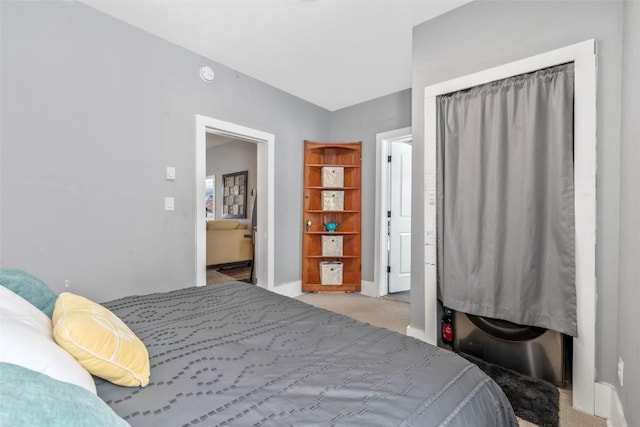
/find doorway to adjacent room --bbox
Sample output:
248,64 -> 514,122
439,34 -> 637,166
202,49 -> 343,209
195,115 -> 275,292
205,134 -> 258,284
374,127 -> 412,303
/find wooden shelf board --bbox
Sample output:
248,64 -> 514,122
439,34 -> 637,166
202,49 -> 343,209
306,164 -> 359,168
305,231 -> 359,235
304,290 -> 361,294
306,186 -> 359,190
304,255 -> 360,259
306,210 -> 360,213
302,284 -> 361,291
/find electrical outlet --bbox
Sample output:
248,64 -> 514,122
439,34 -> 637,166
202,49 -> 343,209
64,279 -> 71,289
617,357 -> 624,387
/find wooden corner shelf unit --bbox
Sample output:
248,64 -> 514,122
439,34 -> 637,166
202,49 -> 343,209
302,140 -> 361,292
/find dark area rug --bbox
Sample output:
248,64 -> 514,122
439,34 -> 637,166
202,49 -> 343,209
459,352 -> 559,427
215,264 -> 252,281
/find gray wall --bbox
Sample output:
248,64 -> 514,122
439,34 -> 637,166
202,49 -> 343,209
329,89 -> 411,281
0,0 -> 331,302
206,139 -> 257,226
3,2 -> 635,417
411,0 -> 623,387
617,1 -> 639,423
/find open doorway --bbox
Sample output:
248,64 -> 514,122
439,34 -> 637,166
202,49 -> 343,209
195,115 -> 275,292
205,134 -> 257,284
374,127 -> 412,302
387,137 -> 412,302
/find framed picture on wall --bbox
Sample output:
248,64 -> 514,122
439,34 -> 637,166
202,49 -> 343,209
222,170 -> 247,219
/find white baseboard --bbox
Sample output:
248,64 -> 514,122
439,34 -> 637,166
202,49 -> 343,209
273,280 -> 302,298
406,325 -> 426,341
360,280 -> 378,297
277,280 -> 375,298
595,382 -> 612,418
595,382 -> 628,427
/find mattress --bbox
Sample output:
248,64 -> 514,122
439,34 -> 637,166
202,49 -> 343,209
97,282 -> 517,426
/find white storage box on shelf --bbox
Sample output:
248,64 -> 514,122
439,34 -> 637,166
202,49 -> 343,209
322,167 -> 344,188
322,191 -> 344,211
320,261 -> 344,285
322,235 -> 343,256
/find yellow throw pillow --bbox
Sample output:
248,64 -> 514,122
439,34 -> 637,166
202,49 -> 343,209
52,292 -> 150,387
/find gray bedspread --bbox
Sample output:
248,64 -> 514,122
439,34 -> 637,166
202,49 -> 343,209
97,282 -> 517,426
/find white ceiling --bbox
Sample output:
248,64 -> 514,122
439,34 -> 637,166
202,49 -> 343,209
80,0 -> 471,111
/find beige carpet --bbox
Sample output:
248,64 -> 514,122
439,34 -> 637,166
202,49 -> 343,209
295,292 -> 606,427
296,292 -> 409,334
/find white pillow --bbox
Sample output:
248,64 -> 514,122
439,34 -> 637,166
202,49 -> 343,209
0,286 -> 97,394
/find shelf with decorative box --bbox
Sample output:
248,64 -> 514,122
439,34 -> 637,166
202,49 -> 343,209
302,141 -> 361,292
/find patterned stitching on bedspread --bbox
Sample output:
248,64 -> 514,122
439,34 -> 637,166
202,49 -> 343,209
99,283 -> 509,426
398,363 -> 475,427
185,327 -> 398,426
440,377 -> 492,425
109,287 -> 416,425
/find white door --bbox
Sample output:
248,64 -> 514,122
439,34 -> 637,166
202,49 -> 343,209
388,139 -> 412,293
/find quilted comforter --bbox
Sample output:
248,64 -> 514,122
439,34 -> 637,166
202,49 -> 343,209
97,282 -> 517,426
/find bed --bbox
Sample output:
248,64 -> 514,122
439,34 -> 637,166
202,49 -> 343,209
93,282 -> 517,426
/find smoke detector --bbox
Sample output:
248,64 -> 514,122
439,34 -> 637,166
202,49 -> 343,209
199,66 -> 215,82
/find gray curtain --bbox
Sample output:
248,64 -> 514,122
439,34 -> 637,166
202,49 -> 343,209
437,63 -> 577,337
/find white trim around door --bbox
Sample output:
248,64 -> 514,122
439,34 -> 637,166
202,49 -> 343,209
195,115 -> 275,292
423,40 -> 597,414
374,127 -> 412,297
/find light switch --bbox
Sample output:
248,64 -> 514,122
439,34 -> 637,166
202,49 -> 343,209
164,197 -> 175,211
166,166 -> 176,180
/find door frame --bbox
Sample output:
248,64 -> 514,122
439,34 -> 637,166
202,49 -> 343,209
374,127 -> 412,297
195,115 -> 275,291
423,40 -> 596,413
